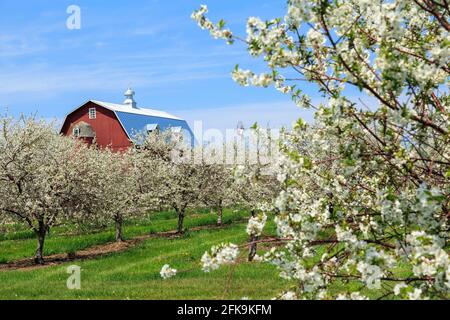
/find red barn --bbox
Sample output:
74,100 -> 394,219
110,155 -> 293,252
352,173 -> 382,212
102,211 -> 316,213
60,88 -> 193,151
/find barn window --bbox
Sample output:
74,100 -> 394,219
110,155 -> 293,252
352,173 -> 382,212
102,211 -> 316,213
146,124 -> 159,134
73,127 -> 80,137
88,108 -> 97,119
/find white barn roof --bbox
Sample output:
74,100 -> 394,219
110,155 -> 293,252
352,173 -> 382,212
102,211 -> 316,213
90,100 -> 183,120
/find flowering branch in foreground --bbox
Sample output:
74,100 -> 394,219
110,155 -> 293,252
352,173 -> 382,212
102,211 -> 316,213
191,1 -> 450,300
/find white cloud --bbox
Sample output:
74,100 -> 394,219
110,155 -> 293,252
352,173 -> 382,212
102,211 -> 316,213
0,62 -> 228,96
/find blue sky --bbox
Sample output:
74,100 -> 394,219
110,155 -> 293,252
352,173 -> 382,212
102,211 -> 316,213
0,0 -> 318,131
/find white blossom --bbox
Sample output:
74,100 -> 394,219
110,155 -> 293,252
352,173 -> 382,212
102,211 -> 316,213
246,213 -> 267,237
160,264 -> 177,279
279,291 -> 297,300
201,243 -> 239,273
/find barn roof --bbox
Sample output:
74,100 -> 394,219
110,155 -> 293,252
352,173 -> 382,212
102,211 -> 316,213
97,100 -> 193,143
62,99 -> 194,145
91,100 -> 182,120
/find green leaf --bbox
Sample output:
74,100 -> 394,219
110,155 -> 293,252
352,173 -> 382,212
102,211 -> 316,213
445,169 -> 450,179
294,118 -> 306,130
217,19 -> 225,30
303,157 -> 312,170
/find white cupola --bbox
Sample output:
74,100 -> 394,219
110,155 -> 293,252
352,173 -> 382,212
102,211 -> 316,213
123,88 -> 137,108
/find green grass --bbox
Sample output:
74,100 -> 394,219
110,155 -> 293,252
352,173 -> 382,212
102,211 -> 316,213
0,209 -> 411,300
0,221 -> 288,300
0,209 -> 247,263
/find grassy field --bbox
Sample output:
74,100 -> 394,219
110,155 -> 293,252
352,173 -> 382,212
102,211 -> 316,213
0,209 -> 246,263
0,209 -> 408,300
0,209 -> 289,300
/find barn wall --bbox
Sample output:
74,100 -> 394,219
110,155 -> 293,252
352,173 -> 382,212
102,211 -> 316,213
60,102 -> 132,151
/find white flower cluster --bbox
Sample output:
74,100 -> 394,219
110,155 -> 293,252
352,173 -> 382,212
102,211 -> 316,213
406,231 -> 450,291
286,0 -> 313,26
336,292 -> 369,300
391,282 -> 428,300
201,243 -> 239,273
305,28 -> 325,47
279,291 -> 297,300
191,5 -> 233,44
246,213 -> 267,237
275,78 -> 293,94
231,68 -> 274,88
231,68 -> 254,87
160,264 -> 177,280
356,248 -> 395,289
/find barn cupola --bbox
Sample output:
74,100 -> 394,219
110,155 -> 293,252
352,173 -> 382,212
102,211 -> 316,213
123,88 -> 137,108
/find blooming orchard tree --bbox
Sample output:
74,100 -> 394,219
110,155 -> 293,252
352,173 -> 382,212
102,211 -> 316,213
91,148 -> 143,242
198,144 -> 236,226
132,131 -> 177,214
232,127 -> 280,261
138,132 -> 204,234
0,116 -> 103,264
163,150 -> 204,234
192,1 -> 450,299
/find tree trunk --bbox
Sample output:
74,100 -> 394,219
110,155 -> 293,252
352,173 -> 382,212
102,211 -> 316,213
217,205 -> 223,226
115,216 -> 124,242
248,235 -> 258,262
34,223 -> 47,265
177,208 -> 185,234
248,209 -> 257,262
